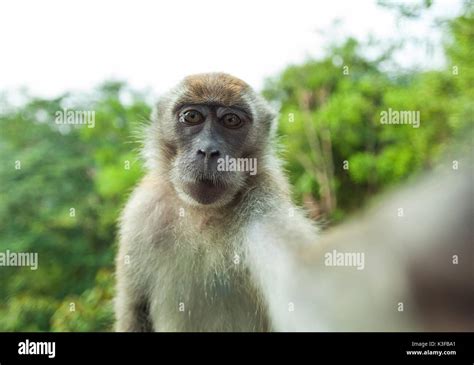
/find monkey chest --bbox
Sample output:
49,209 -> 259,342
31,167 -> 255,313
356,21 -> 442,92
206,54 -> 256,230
147,245 -> 269,332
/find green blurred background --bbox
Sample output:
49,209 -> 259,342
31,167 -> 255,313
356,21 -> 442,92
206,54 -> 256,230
0,1 -> 472,331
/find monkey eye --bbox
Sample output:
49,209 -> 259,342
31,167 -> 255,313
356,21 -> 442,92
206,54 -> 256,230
222,113 -> 242,129
181,110 -> 204,125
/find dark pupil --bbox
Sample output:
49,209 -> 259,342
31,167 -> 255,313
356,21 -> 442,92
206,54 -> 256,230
186,111 -> 198,122
227,115 -> 237,124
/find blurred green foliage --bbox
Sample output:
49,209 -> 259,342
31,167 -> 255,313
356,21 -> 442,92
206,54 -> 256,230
0,82 -> 149,331
0,3 -> 472,331
263,4 -> 473,219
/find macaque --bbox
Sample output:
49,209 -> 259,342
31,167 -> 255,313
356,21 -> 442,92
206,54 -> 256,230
115,73 -> 473,332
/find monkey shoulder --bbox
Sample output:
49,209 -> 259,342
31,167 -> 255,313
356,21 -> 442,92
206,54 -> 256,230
244,201 -> 319,251
117,175 -> 178,257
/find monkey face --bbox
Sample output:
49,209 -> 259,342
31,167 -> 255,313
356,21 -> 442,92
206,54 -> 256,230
148,73 -> 277,207
171,103 -> 253,206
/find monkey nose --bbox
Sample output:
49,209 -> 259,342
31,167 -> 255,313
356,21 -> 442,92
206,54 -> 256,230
197,148 -> 220,159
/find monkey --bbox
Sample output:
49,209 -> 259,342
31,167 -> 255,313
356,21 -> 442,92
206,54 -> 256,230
115,72 -> 473,332
114,72 -> 319,332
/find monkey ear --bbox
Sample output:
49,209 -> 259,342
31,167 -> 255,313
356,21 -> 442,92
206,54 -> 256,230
268,109 -> 279,139
259,101 -> 279,140
142,94 -> 176,170
152,95 -> 171,124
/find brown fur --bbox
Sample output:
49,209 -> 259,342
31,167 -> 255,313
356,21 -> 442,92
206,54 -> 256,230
180,73 -> 250,106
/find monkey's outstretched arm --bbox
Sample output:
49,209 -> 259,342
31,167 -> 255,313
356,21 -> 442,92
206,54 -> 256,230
245,165 -> 473,331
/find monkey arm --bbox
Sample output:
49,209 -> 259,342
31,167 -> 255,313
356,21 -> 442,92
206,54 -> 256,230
114,250 -> 154,332
114,175 -> 176,332
245,165 -> 473,331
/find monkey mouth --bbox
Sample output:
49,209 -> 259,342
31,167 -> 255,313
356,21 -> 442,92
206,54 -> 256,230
184,177 -> 227,205
196,176 -> 225,187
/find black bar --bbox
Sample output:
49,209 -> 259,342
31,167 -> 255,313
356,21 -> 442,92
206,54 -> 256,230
0,332 -> 472,364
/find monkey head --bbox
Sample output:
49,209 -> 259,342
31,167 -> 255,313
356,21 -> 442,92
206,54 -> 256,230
145,73 -> 277,207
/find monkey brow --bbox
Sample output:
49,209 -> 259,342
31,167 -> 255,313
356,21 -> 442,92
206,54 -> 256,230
173,101 -> 252,116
